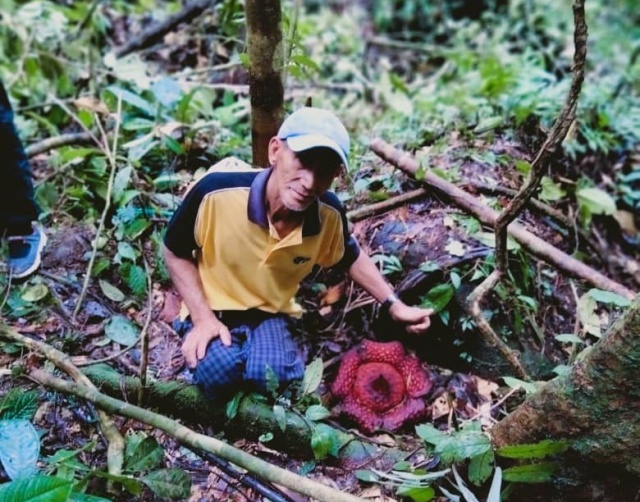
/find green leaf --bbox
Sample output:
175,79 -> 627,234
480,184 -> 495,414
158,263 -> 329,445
502,461 -> 559,483
153,173 -> 183,190
538,176 -> 566,202
0,389 -> 39,420
264,365 -> 280,396
104,315 -> 139,346
98,279 -> 126,302
311,423 -> 342,460
554,333 -> 585,345
576,187 -> 616,216
273,405 -> 287,432
21,284 -> 49,303
468,449 -> 495,485
0,475 -> 73,501
435,430 -> 492,464
140,468 -> 191,500
117,242 -> 138,262
106,84 -> 155,116
420,284 -> 455,313
0,419 -> 40,479
125,436 -> 164,472
305,405 -> 331,422
300,358 -> 323,396
126,265 -> 147,297
113,165 -> 133,204
258,432 -> 273,443
415,424 -> 447,445
502,376 -> 538,394
225,392 -> 243,420
587,288 -> 631,307
396,485 -> 436,502
355,469 -> 379,482
496,440 -> 569,459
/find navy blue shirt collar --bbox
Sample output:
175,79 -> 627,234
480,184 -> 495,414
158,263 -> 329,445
247,167 -> 321,237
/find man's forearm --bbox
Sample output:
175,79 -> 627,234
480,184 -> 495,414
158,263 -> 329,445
162,244 -> 216,324
347,252 -> 396,303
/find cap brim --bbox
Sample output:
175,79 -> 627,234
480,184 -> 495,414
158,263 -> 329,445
285,135 -> 349,169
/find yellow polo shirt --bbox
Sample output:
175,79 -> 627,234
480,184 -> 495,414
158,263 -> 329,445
163,166 -> 360,317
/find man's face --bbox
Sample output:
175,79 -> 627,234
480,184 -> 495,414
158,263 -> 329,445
269,138 -> 343,212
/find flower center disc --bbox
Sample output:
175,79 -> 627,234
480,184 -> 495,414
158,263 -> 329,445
354,362 -> 406,412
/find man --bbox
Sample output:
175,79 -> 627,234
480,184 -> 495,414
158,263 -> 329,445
163,107 -> 432,401
1,79 -> 46,280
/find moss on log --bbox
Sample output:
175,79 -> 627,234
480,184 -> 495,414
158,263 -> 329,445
82,364 -> 406,468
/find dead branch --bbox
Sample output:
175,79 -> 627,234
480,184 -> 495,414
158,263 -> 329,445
26,132 -> 94,157
369,139 -> 635,301
113,0 -> 214,59
347,188 -> 428,222
28,369 -> 365,502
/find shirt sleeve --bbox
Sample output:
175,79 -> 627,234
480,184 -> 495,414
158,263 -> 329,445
319,191 -> 361,271
163,180 -> 210,259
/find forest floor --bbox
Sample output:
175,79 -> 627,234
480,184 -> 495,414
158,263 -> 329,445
2,2 -> 640,500
3,127 -> 638,501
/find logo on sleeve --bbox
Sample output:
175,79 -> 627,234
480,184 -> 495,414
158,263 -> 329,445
293,256 -> 311,265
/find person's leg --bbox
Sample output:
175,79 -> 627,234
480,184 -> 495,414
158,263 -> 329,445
0,79 -> 46,279
0,80 -> 40,234
192,327 -> 249,401
244,316 -> 305,393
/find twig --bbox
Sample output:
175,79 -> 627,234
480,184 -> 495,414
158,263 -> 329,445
29,369 -> 365,502
346,188 -> 428,222
137,255 -> 154,406
0,324 -> 125,476
75,337 -> 141,367
73,97 -> 123,320
26,132 -> 95,157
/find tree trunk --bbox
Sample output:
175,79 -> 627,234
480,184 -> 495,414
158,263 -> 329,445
246,0 -> 284,166
492,294 -> 640,485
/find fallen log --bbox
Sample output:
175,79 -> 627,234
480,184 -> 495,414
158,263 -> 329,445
81,364 -> 407,469
370,138 -> 635,301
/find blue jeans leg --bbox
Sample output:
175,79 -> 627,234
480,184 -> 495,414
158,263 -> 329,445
0,79 -> 39,235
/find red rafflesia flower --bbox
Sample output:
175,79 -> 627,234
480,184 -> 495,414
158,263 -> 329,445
331,340 -> 433,434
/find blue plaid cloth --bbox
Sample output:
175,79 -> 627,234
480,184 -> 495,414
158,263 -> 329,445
174,310 -> 305,401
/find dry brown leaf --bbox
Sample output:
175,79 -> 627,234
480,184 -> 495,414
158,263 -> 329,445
73,96 -> 110,115
321,281 -> 347,306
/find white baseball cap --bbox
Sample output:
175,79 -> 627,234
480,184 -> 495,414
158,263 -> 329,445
277,107 -> 350,169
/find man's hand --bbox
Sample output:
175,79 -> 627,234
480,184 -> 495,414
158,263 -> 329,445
388,302 -> 433,334
182,319 -> 232,369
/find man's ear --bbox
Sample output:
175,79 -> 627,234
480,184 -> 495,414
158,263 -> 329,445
268,137 -> 283,165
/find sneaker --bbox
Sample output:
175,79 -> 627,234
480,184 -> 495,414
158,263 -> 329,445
7,225 -> 47,279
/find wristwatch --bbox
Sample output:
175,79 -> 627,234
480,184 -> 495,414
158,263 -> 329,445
381,292 -> 400,311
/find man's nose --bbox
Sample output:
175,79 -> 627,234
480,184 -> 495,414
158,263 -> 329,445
300,168 -> 317,190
